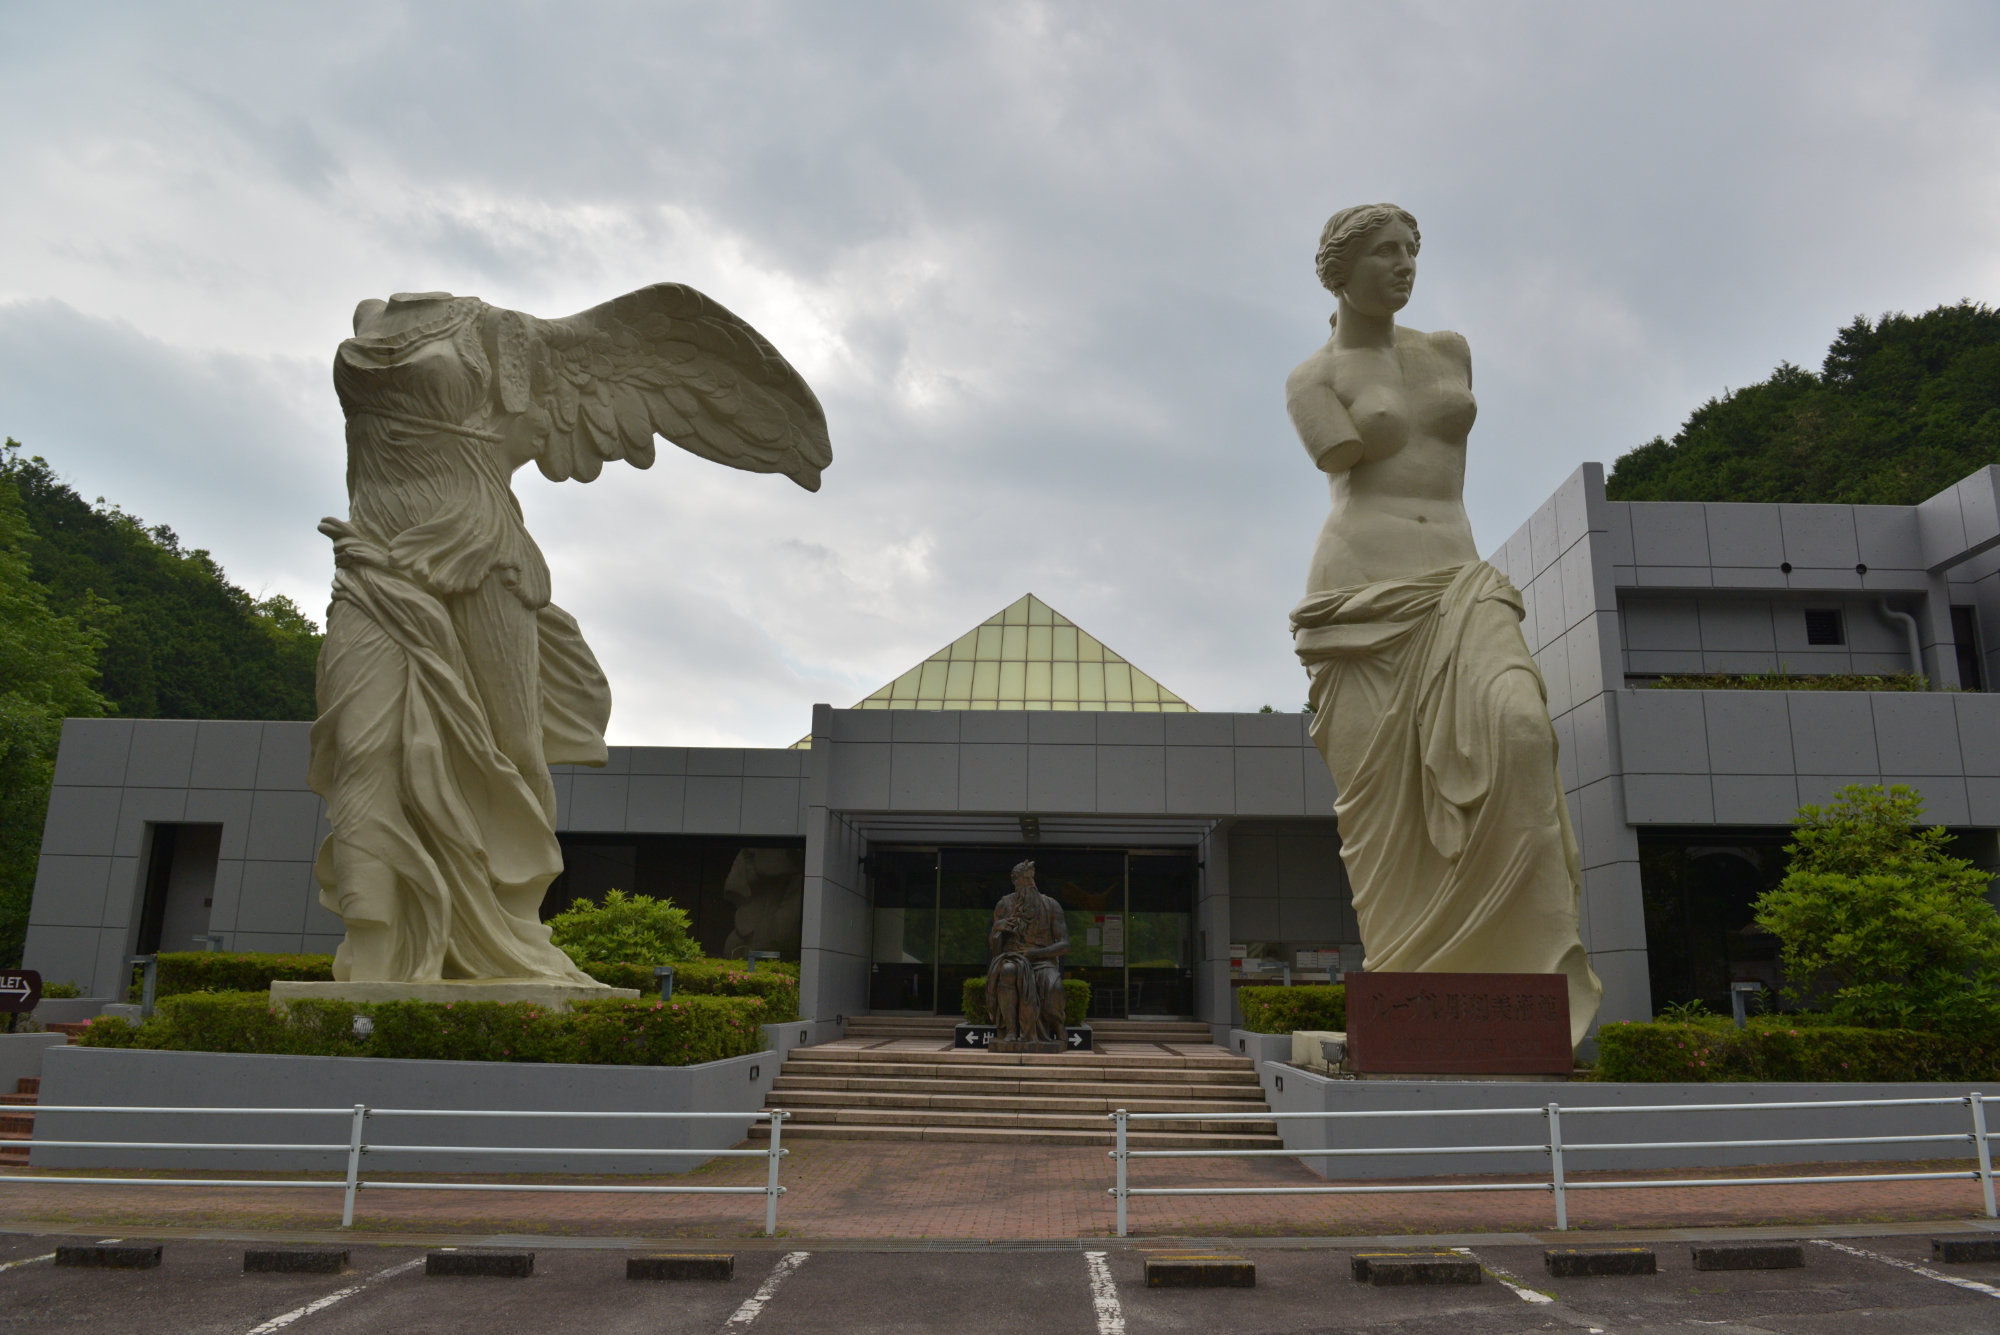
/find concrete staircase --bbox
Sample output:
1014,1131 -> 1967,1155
843,1015 -> 1216,1044
755,1024 -> 1279,1149
1,1078 -> 37,1165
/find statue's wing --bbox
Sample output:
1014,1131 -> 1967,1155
504,283 -> 831,490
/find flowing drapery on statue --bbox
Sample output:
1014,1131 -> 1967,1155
311,287 -> 830,983
1283,201 -> 1600,1046
1292,561 -> 1601,1044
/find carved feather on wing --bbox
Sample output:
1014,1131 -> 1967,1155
496,283 -> 831,491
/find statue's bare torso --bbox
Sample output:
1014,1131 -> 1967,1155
1288,326 -> 1480,593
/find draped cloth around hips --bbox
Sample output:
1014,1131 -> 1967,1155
1292,561 -> 1601,1045
307,518 -> 602,983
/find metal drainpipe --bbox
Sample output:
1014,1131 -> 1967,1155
1877,600 -> 1924,680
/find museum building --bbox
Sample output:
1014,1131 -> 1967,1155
24,461 -> 2000,1040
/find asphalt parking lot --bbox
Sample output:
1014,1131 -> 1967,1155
5,1230 -> 2000,1333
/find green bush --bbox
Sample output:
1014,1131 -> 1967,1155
38,980 -> 81,998
1754,785 -> 2000,1032
960,976 -> 1090,1026
1237,984 -> 1346,1034
127,951 -> 335,1001
548,889 -> 701,968
1594,1017 -> 2000,1082
79,993 -> 364,1056
575,957 -> 800,1025
1649,672 -> 1929,692
75,990 -> 769,1067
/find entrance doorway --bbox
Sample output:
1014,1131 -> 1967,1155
866,845 -> 1196,1018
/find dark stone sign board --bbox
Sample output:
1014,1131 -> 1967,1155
0,969 -> 40,1014
954,1024 -> 1093,1052
1345,972 -> 1570,1074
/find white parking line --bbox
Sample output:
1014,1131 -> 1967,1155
0,1252 -> 55,1273
1454,1247 -> 1554,1303
721,1250 -> 810,1330
242,1256 -> 425,1335
1084,1250 -> 1125,1335
1812,1238 -> 2000,1299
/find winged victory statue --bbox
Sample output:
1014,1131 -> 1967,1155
308,284 -> 830,985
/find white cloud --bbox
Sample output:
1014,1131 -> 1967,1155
2,0 -> 1998,743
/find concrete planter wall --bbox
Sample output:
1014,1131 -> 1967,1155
1264,1062 -> 2000,1178
32,999 -> 112,1025
34,1031 -> 807,1174
1228,1030 -> 1293,1094
0,1034 -> 68,1090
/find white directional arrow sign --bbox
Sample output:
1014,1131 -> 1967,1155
0,970 -> 40,1012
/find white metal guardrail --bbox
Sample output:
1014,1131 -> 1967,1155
1,1104 -> 792,1235
1107,1093 -> 1999,1237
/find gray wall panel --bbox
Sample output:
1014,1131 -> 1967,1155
682,778 -> 745,834
568,774 -> 631,831
52,718 -> 134,787
957,744 -> 1028,811
889,743 -> 959,810
254,724 -> 313,791
1095,746 -> 1166,814
244,790 -> 325,863
111,788 -> 188,858
624,775 -> 687,832
38,786 -> 123,857
124,722 -> 199,789
1026,746 -> 1096,812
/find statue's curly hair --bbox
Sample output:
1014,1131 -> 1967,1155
1010,859 -> 1036,881
1315,203 -> 1420,296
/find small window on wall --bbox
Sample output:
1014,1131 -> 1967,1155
1804,608 -> 1845,646
1953,606 -> 1984,691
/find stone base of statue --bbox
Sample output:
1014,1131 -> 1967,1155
991,1037 -> 1065,1054
270,978 -> 639,1013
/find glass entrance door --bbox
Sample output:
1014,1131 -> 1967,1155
866,845 -> 1195,1017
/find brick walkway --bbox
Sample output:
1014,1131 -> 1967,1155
1,1140 -> 1993,1239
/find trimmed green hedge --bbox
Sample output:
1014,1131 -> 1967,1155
122,952 -> 801,1026
130,951 -> 335,1001
1237,984 -> 1345,1035
76,991 -> 770,1067
578,959 -> 800,1024
960,976 -> 1090,1026
1648,672 -> 1929,692
1594,1018 -> 2000,1082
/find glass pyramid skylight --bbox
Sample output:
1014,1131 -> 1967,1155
794,594 -> 1195,746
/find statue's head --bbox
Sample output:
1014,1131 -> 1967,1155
1010,859 -> 1036,889
1315,204 -> 1421,317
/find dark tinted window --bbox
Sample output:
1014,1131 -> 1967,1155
1804,608 -> 1844,645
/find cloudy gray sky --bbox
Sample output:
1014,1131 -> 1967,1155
4,2 -> 1997,746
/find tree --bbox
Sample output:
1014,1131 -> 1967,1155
1607,301 -> 2000,506
0,471 -> 108,966
546,888 -> 702,967
1,441 -> 321,722
1753,785 -> 2000,1032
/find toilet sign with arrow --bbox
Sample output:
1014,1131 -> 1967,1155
0,969 -> 41,1013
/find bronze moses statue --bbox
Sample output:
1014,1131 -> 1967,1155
985,860 -> 1071,1052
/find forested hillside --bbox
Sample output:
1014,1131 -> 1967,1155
0,440 -> 322,965
1606,301 -> 2000,505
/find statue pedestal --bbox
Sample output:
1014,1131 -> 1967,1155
991,1038 -> 1066,1054
270,978 -> 638,1013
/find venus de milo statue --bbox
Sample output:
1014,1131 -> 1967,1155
1285,205 -> 1602,1044
310,285 -> 830,986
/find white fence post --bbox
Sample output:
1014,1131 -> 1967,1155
1114,1109 -> 1129,1238
764,1110 -> 785,1237
341,1104 -> 367,1228
1547,1102 -> 1567,1231
1972,1092 -> 1996,1220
